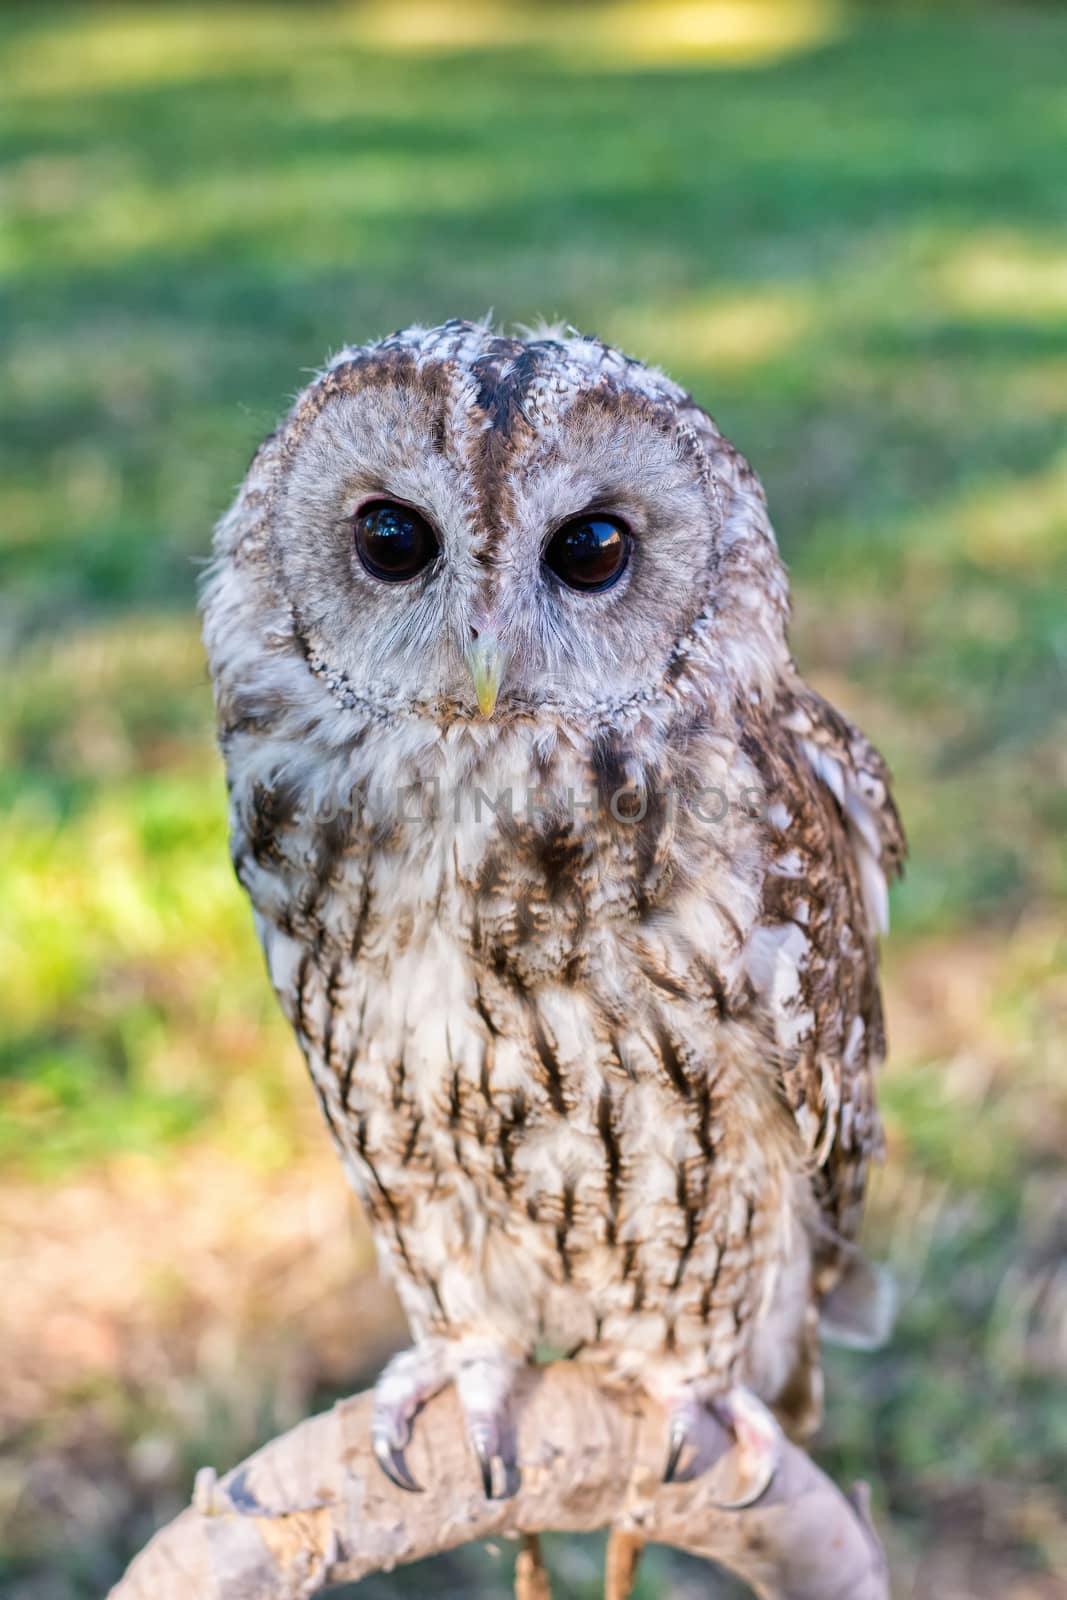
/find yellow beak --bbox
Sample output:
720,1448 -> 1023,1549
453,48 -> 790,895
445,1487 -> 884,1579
463,630 -> 506,717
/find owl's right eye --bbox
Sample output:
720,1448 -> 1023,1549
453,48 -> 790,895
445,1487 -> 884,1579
353,500 -> 439,583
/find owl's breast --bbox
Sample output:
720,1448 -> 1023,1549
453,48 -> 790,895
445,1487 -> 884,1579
233,723 -> 798,1363
237,724 -> 768,1167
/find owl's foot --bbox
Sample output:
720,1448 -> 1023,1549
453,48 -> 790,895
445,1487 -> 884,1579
456,1346 -> 522,1499
371,1338 -> 521,1499
371,1342 -> 449,1492
662,1383 -> 781,1509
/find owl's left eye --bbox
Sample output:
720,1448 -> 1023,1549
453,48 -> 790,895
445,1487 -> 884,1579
353,499 -> 439,583
543,514 -> 630,593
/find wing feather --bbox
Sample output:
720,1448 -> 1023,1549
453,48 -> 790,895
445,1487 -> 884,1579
742,675 -> 905,1287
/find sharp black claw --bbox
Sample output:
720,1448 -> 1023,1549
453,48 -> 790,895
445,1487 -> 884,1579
663,1424 -> 687,1484
474,1438 -> 495,1499
708,1392 -> 781,1510
373,1432 -> 422,1494
472,1438 -> 520,1499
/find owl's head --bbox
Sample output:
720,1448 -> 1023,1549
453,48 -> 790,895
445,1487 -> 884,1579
205,320 -> 790,780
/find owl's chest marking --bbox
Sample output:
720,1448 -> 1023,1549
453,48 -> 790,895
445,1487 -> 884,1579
236,734 -> 800,1376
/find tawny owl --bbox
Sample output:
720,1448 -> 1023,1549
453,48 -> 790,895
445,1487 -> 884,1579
202,319 -> 904,1504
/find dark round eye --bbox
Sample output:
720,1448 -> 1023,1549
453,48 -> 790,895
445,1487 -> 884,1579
543,514 -> 630,593
353,499 -> 438,582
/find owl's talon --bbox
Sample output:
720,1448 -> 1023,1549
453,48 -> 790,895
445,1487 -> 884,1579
662,1420 -> 689,1484
661,1393 -> 703,1484
659,1385 -> 780,1505
370,1341 -> 450,1496
372,1432 -> 422,1494
708,1386 -> 782,1510
370,1342 -> 521,1499
458,1349 -> 521,1498
474,1435 -> 495,1499
471,1432 -> 520,1499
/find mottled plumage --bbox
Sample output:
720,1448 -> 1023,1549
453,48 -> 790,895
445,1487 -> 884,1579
202,319 -> 903,1496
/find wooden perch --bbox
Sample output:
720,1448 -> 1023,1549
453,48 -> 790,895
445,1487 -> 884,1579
109,1361 -> 888,1600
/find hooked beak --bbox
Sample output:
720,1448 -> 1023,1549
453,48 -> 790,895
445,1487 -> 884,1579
463,629 -> 507,717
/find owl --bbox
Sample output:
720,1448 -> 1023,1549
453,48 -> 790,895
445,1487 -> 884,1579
202,319 -> 904,1505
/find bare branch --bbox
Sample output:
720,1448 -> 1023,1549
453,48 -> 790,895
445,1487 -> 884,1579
109,1362 -> 888,1600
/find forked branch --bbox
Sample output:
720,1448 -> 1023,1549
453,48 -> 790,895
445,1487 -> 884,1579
109,1362 -> 888,1600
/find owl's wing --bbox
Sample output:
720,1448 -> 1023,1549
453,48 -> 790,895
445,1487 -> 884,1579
742,673 -> 905,1308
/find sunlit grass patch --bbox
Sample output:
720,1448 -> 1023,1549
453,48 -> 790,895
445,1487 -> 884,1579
0,764 -> 285,1177
615,285 -> 815,375
941,230 -> 1067,323
880,922 -> 1067,1189
0,1039 -> 209,1178
0,615 -> 301,1178
590,0 -> 845,67
2,0 -> 846,104
361,0 -> 847,67
3,5 -> 334,96
4,154 -> 519,274
3,617 -> 210,777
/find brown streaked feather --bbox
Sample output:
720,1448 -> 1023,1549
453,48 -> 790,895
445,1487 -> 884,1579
742,678 -> 905,1282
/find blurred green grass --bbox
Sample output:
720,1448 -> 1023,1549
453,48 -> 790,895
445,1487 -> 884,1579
1,2 -> 1065,1596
